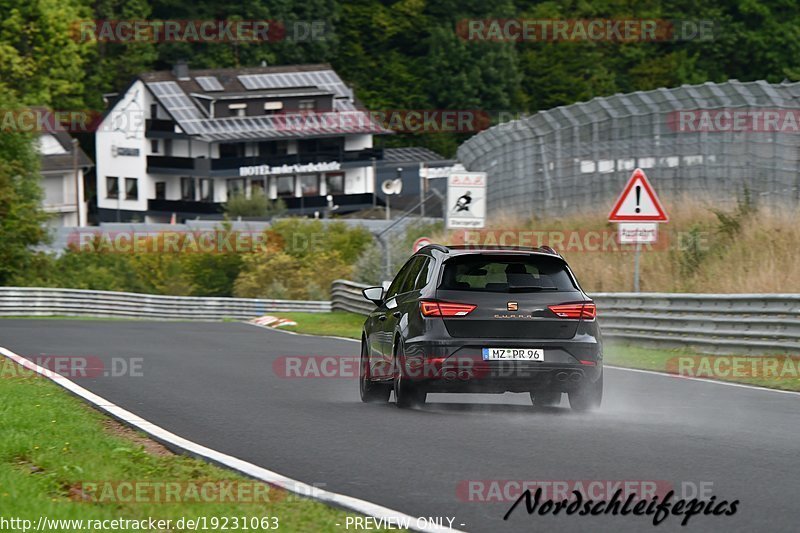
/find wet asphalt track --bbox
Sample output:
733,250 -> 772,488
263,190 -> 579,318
1,319 -> 798,532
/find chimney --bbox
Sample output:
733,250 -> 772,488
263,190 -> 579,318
172,60 -> 190,80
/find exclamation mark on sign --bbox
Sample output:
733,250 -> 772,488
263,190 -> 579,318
635,185 -> 641,213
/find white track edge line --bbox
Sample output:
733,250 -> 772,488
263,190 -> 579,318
605,364 -> 800,396
245,321 -> 800,397
0,346 -> 465,533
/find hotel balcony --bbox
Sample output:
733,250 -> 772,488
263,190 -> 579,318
146,148 -> 384,176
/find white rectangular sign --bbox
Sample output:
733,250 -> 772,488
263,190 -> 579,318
447,172 -> 486,229
618,222 -> 658,244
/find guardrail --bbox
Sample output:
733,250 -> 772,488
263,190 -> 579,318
0,287 -> 330,320
331,280 -> 800,355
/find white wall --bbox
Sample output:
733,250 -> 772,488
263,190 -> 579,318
344,166 -> 370,194
40,169 -> 86,227
345,134 -> 372,151
96,80 -> 149,212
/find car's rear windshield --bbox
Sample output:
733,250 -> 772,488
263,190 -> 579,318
439,254 -> 577,292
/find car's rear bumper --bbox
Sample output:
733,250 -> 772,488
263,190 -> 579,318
400,337 -> 602,393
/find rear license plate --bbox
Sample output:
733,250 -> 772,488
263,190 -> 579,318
482,348 -> 544,361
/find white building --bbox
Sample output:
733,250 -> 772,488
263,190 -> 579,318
94,62 -> 391,222
38,128 -> 92,227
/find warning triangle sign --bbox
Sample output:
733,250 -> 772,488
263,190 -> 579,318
608,169 -> 668,222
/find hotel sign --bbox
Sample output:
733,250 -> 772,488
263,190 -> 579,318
112,146 -> 140,157
239,161 -> 341,177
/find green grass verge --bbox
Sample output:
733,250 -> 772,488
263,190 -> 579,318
0,316 -> 155,321
272,312 -> 800,393
275,311 -> 365,339
604,343 -> 800,392
0,358 -> 396,532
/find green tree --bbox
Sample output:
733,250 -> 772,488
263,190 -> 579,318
0,88 -> 51,285
82,0 -> 158,108
0,0 -> 93,109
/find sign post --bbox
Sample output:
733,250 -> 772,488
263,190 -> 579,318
446,171 -> 487,229
608,168 -> 668,292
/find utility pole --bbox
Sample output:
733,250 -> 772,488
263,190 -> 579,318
371,157 -> 377,209
419,162 -> 426,217
71,138 -> 81,226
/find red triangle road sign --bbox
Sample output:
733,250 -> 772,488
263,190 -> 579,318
608,168 -> 668,222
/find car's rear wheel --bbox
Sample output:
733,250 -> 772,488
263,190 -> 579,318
530,391 -> 561,407
393,341 -> 427,408
568,372 -> 603,411
360,339 -> 390,403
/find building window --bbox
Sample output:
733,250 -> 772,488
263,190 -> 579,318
199,179 -> 214,202
220,143 -> 245,158
298,139 -> 319,154
299,174 -> 320,196
180,177 -> 195,201
227,178 -> 245,198
106,176 -> 119,199
325,173 -> 344,195
151,139 -> 159,154
258,141 -> 287,156
638,157 -> 656,169
163,139 -> 172,156
276,175 -> 295,197
150,103 -> 158,119
125,178 -> 138,200
155,182 -> 166,200
298,99 -> 315,112
251,179 -> 266,194
264,101 -> 283,115
228,103 -> 247,117
659,156 -> 680,168
318,137 -> 344,155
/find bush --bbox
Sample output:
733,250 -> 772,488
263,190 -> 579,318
224,189 -> 287,219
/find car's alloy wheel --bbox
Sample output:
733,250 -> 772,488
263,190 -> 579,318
568,372 -> 603,411
530,391 -> 561,407
392,341 -> 427,408
359,339 -> 390,403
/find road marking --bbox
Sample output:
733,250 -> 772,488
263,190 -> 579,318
606,365 -> 800,396
0,346 -> 464,533
246,322 -> 800,397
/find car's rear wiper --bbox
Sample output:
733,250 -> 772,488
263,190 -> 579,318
507,285 -> 559,292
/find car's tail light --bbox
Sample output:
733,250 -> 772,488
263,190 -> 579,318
548,302 -> 596,320
420,300 -> 476,317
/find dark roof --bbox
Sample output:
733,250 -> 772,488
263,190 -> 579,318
382,146 -> 449,163
39,128 -> 93,172
136,64 -> 392,142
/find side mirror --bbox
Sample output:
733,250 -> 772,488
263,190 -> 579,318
362,286 -> 384,305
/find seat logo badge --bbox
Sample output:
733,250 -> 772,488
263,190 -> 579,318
507,302 -> 518,311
